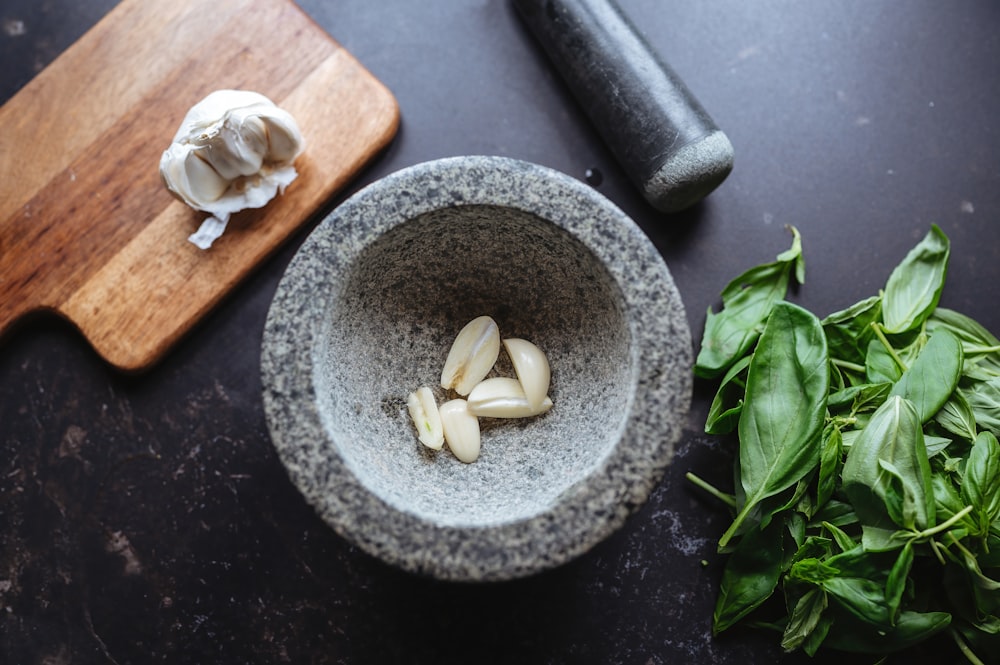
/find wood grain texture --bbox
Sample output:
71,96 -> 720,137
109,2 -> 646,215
0,0 -> 399,371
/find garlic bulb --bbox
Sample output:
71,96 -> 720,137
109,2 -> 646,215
159,90 -> 305,249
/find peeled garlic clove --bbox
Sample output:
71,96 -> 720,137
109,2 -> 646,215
159,89 -> 305,249
439,399 -> 481,463
440,316 -> 500,396
406,386 -> 444,450
467,377 -> 553,418
502,338 -> 551,411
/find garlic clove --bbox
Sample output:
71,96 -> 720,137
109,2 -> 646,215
406,386 -> 444,450
258,111 -> 305,163
198,121 -> 265,180
440,316 -> 500,396
170,90 -> 269,139
502,338 -> 551,411
467,377 -> 553,418
182,150 -> 231,204
439,399 -> 481,463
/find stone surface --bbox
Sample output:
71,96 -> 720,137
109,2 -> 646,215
261,156 -> 693,580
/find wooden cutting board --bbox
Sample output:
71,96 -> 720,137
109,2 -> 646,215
0,0 -> 399,372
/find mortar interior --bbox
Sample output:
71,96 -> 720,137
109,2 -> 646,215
313,204 -> 634,528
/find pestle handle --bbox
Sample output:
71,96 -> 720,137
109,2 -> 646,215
513,0 -> 734,213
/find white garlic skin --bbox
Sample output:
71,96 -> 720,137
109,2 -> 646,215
159,90 -> 304,247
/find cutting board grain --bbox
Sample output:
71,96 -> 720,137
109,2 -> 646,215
0,0 -> 399,372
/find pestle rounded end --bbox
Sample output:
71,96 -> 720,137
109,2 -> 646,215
643,130 -> 734,213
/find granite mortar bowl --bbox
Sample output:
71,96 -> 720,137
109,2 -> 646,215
261,156 -> 692,581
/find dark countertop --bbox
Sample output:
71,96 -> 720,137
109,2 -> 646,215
2,1 -> 998,663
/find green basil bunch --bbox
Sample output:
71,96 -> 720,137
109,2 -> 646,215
690,225 -> 1000,663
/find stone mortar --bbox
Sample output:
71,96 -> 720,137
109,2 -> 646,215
261,156 -> 692,581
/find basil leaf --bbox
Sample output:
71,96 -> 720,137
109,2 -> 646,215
695,226 -> 804,379
713,520 -> 784,634
929,307 -> 1000,377
828,382 -> 892,417
817,426 -> 843,509
808,543 -> 882,581
964,378 -> 1000,439
819,542 -> 885,581
932,473 -> 967,523
705,354 -> 751,434
801,615 -> 834,656
811,499 -> 859,529
781,588 -> 828,652
878,459 -> 919,530
923,434 -> 952,459
882,224 -> 950,334
886,542 -> 914,623
790,535 -> 833,565
952,540 -> 1000,592
775,224 -> 806,284
785,510 -> 808,549
820,610 -> 951,654
931,307 -> 1000,345
865,336 -> 905,384
840,428 -> 862,453
860,525 -> 912,552
889,329 -> 964,422
963,431 -> 1000,535
842,396 -> 936,532
969,614 -> 1000,636
935,389 -> 978,443
823,295 -> 882,367
822,576 -> 892,627
769,475 -> 815,522
718,301 -> 829,548
821,520 -> 857,554
788,558 -> 840,587
961,360 -> 1000,383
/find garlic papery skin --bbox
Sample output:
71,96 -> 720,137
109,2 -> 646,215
502,338 -> 551,412
159,89 -> 305,249
467,377 -> 553,418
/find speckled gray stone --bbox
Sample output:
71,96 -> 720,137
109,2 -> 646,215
512,0 -> 734,213
260,156 -> 692,581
